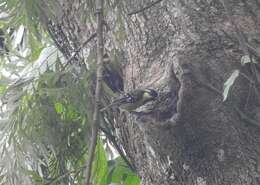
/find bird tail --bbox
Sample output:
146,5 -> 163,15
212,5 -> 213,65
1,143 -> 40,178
100,92 -> 130,112
100,102 -> 116,112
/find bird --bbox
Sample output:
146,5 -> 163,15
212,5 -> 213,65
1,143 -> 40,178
103,53 -> 124,93
91,53 -> 124,94
100,88 -> 158,112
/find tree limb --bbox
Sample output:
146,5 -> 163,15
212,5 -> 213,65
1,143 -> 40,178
99,126 -> 136,172
61,32 -> 97,71
85,0 -> 104,185
194,78 -> 260,128
128,0 -> 163,16
44,165 -> 86,185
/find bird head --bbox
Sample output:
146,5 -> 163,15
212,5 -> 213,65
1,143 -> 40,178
143,88 -> 158,101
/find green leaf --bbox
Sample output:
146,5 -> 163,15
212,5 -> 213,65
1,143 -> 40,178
93,138 -> 108,185
54,102 -> 63,114
28,46 -> 45,62
124,175 -> 140,185
223,69 -> 239,101
26,170 -> 44,184
107,157 -> 136,184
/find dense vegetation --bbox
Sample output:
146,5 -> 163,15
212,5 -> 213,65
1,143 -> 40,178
0,0 -> 139,184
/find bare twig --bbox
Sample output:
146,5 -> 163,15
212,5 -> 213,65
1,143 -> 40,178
44,165 -> 86,185
220,0 -> 249,57
85,0 -> 104,185
193,77 -> 222,96
194,78 -> 260,128
99,126 -> 135,171
220,0 -> 260,121
220,0 -> 260,86
128,0 -> 163,16
240,72 -> 260,98
61,33 -> 97,71
234,107 -> 260,127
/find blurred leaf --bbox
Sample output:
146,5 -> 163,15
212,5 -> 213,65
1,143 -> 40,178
124,175 -> 140,185
223,69 -> 239,101
0,1 -> 140,185
241,55 -> 251,65
107,157 -> 136,184
26,170 -> 44,184
54,102 -> 63,114
13,25 -> 25,48
93,138 -> 108,185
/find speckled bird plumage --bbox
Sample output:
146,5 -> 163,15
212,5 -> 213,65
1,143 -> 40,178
101,88 -> 158,112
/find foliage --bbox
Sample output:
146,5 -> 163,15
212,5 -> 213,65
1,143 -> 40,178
0,1 -> 140,185
0,42 -> 139,185
223,69 -> 239,101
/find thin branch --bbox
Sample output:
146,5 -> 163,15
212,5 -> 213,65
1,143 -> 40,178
85,0 -> 104,185
220,0 -> 260,87
222,29 -> 260,61
99,126 -> 135,172
240,72 -> 260,99
194,78 -> 260,128
128,0 -> 163,16
234,107 -> 260,127
44,166 -> 86,185
194,79 -> 222,96
220,0 -> 249,57
61,32 -> 97,71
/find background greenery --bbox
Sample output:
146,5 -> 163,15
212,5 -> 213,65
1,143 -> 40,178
0,0 -> 139,184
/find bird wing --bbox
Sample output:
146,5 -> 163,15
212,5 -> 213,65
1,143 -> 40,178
100,93 -> 133,112
112,93 -> 134,105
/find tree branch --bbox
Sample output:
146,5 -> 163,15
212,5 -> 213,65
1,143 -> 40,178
99,126 -> 136,172
194,78 -> 260,128
85,0 -> 104,185
61,32 -> 97,70
44,166 -> 86,185
220,0 -> 249,57
128,0 -> 163,16
234,107 -> 260,127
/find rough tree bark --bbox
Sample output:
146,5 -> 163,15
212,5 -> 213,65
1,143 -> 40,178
47,0 -> 260,184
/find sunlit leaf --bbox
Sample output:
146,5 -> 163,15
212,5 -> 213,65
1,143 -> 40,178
54,102 -> 63,114
107,157 -> 135,184
93,138 -> 108,185
223,69 -> 239,101
124,175 -> 140,185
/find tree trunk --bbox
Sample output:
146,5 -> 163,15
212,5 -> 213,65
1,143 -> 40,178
48,0 -> 260,184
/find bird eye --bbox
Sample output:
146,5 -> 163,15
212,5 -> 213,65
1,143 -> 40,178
125,94 -> 134,103
147,89 -> 158,97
